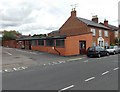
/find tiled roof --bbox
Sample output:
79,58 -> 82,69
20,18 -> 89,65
77,17 -> 109,29
108,24 -> 118,31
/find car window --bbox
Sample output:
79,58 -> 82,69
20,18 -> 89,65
109,46 -> 114,49
88,47 -> 94,51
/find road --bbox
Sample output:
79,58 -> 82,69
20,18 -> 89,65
2,47 -> 119,91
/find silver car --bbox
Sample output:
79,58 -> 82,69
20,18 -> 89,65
106,46 -> 119,54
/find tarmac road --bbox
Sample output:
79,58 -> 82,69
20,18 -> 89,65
2,47 -> 119,90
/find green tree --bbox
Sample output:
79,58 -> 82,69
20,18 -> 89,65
2,30 -> 21,40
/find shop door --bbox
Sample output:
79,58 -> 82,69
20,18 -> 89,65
79,41 -> 86,54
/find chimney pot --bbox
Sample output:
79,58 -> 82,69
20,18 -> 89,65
104,19 -> 108,27
71,10 -> 76,17
92,15 -> 98,23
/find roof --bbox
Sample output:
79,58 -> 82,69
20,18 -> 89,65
16,35 -> 66,41
48,30 -> 60,36
77,17 -> 109,30
108,24 -> 118,31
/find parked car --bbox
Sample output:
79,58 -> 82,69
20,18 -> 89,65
106,46 -> 119,54
118,47 -> 120,53
87,46 -> 109,58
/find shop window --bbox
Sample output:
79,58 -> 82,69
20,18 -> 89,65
38,40 -> 44,46
56,39 -> 65,47
46,39 -> 54,46
31,40 -> 37,46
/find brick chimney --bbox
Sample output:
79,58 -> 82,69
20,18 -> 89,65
71,8 -> 76,17
92,15 -> 98,23
104,19 -> 108,27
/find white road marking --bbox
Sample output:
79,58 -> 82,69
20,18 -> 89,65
29,52 -> 37,54
4,69 -> 8,72
59,85 -> 74,91
52,62 -> 58,64
67,58 -> 82,61
13,68 -> 17,71
102,71 -> 109,75
43,64 -> 46,66
97,58 -> 101,59
17,67 -> 24,70
85,77 -> 95,82
4,69 -> 13,72
113,67 -> 119,71
58,61 -> 64,63
5,52 -> 12,55
21,67 -> 27,69
83,60 -> 88,62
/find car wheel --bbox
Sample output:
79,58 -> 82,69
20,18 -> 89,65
106,52 -> 109,56
98,54 -> 101,58
113,51 -> 116,55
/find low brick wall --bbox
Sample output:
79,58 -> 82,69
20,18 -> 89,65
2,40 -> 17,48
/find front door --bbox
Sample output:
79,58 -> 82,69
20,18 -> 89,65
79,41 -> 86,54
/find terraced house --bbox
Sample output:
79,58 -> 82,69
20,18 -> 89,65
17,9 -> 112,56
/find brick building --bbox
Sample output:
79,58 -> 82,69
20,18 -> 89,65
100,20 -> 119,45
17,9 -> 111,56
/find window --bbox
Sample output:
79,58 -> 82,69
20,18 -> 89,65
46,39 -> 54,46
91,28 -> 96,36
99,30 -> 102,36
104,31 -> 108,37
104,41 -> 108,46
92,42 -> 96,46
31,40 -> 37,46
38,40 -> 44,46
115,31 -> 118,37
56,39 -> 65,47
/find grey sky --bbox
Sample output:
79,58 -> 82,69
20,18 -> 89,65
0,0 -> 119,35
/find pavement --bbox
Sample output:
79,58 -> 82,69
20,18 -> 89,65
2,47 -> 86,72
2,47 -> 119,90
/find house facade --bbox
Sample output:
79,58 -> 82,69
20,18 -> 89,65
16,9 -> 111,56
49,9 -> 110,49
100,20 -> 119,45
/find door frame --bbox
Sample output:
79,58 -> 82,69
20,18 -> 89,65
79,40 -> 86,54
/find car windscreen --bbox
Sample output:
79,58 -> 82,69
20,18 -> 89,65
109,46 -> 114,49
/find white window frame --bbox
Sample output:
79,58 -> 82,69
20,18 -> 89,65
104,31 -> 108,37
99,30 -> 102,36
115,31 -> 118,37
91,28 -> 96,36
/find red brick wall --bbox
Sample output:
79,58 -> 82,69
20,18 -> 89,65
88,27 -> 110,46
31,33 -> 92,56
59,16 -> 89,36
65,33 -> 92,56
109,31 -> 115,45
31,46 -> 65,56
2,40 -> 17,48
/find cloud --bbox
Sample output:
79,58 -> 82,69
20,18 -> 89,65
0,0 -> 119,35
